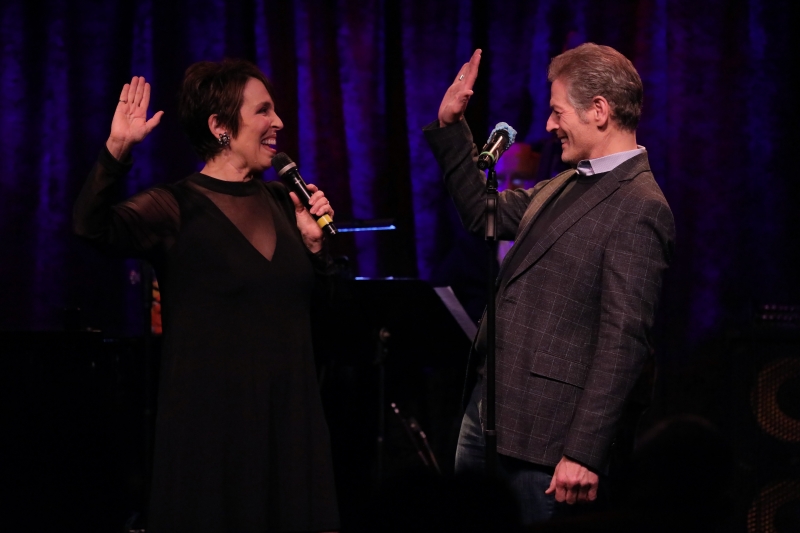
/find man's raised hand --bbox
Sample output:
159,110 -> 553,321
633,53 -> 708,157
437,49 -> 481,128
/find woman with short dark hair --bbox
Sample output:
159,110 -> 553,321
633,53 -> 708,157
74,59 -> 339,532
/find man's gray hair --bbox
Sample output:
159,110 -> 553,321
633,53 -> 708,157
548,43 -> 643,132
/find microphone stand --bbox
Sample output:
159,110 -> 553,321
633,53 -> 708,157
374,327 -> 390,486
483,165 -> 498,475
139,260 -> 155,528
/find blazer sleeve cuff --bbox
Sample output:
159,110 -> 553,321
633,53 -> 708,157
422,118 -> 474,151
562,431 -> 612,473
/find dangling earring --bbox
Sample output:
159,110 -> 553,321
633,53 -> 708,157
218,132 -> 231,146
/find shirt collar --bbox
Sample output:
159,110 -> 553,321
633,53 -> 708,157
576,146 -> 646,176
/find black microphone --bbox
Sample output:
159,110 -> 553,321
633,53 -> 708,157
272,152 -> 337,236
477,122 -> 517,170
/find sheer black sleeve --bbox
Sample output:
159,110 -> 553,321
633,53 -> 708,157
73,146 -> 179,259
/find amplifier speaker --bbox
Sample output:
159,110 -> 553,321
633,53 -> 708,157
730,321 -> 800,533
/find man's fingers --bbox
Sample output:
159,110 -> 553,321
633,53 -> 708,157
445,89 -> 473,119
469,48 -> 482,66
556,480 -> 597,505
452,50 -> 481,87
438,50 -> 481,127
546,457 -> 600,505
577,483 -> 592,503
556,483 -> 568,503
544,476 -> 556,495
452,62 -> 470,84
548,474 -> 568,502
565,486 -> 578,505
464,49 -> 481,86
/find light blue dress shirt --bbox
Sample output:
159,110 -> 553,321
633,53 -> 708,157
576,146 -> 646,176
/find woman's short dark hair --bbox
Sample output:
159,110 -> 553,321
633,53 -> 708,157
179,58 -> 274,161
548,43 -> 643,132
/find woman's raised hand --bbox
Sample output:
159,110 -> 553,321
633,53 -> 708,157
106,76 -> 164,161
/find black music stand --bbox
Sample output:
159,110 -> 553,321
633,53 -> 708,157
312,278 -> 475,482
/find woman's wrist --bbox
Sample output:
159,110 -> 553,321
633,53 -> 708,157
105,136 -> 133,162
303,235 -> 323,254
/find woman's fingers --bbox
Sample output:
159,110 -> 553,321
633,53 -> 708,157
306,186 -> 334,218
288,191 -> 303,210
313,200 -> 333,218
145,110 -> 165,135
118,82 -> 131,106
133,76 -> 146,107
127,76 -> 140,105
116,77 -> 142,112
142,81 -> 152,111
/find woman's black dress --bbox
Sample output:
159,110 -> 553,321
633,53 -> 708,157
74,149 -> 339,532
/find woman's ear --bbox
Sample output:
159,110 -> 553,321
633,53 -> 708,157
208,114 -> 231,147
208,114 -> 222,136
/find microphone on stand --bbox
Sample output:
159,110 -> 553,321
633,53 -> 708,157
477,122 -> 517,170
272,152 -> 338,236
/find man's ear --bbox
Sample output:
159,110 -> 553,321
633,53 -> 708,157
591,96 -> 610,128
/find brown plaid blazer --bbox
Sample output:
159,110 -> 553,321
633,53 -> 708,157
424,120 -> 675,472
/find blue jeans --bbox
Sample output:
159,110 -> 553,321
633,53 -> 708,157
455,380 -> 602,525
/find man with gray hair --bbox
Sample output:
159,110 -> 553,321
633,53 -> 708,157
424,44 -> 675,523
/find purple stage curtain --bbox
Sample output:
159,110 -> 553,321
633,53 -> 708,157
0,0 -> 797,371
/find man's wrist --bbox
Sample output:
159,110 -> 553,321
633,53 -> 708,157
438,117 -> 462,128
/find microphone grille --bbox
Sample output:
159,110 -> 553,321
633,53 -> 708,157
491,122 -> 517,144
272,152 -> 294,175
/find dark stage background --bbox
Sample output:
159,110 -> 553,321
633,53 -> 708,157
1,0 -> 799,532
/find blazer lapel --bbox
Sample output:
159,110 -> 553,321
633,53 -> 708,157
516,169 -> 576,237
497,170 -> 576,278
505,153 -> 650,287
